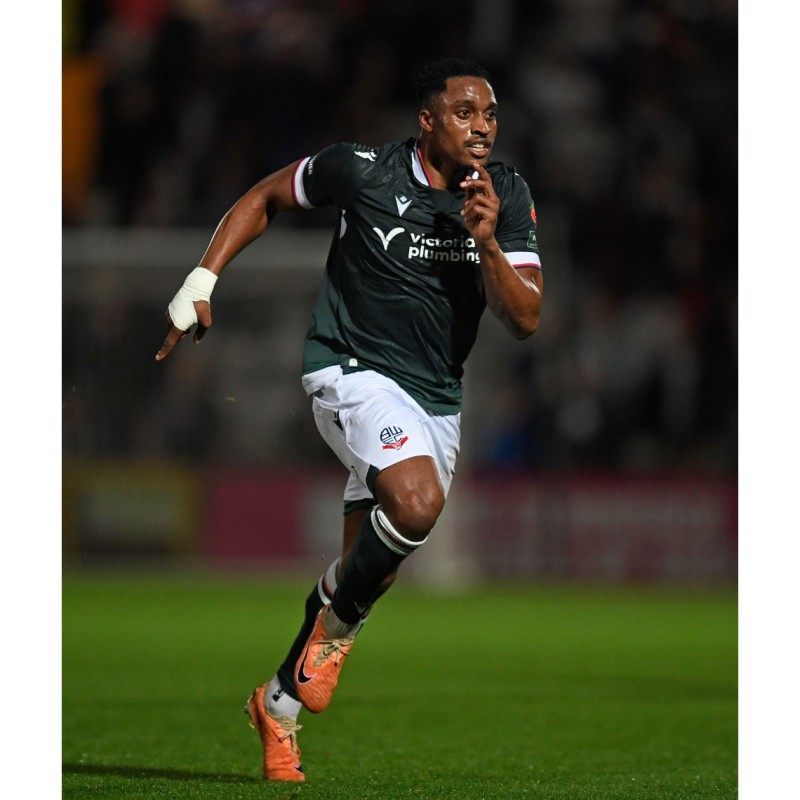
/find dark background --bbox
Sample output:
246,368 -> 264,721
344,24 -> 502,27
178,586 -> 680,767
62,0 -> 737,477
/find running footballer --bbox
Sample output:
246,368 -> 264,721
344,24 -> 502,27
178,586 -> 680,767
156,58 -> 543,782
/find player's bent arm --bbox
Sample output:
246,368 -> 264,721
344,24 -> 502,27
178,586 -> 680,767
478,241 -> 543,340
198,161 -> 302,275
155,161 -> 302,361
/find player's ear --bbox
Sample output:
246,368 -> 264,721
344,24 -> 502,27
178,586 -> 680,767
419,108 -> 434,133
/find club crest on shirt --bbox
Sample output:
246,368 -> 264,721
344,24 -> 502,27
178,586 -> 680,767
380,426 -> 409,450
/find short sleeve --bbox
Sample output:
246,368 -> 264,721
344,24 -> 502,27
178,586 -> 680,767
495,170 -> 542,270
292,142 -> 377,210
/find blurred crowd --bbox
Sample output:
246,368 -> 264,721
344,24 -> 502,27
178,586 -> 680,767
62,0 -> 737,474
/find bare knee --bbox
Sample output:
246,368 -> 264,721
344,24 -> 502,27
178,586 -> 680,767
379,483 -> 444,541
373,456 -> 446,542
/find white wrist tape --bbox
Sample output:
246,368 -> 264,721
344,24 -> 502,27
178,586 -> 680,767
167,267 -> 218,331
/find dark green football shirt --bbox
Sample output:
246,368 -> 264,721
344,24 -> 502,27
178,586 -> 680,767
293,138 -> 541,414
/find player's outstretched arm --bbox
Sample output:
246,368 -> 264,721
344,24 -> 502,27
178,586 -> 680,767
460,163 -> 543,340
155,161 -> 302,361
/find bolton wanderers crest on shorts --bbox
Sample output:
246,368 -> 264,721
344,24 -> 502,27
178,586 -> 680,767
380,426 -> 409,450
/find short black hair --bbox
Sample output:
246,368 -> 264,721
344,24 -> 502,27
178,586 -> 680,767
415,58 -> 492,110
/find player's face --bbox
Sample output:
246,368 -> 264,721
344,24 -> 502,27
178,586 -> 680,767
420,77 -> 498,173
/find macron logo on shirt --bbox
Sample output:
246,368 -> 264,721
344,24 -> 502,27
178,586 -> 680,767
395,195 -> 412,216
354,150 -> 377,161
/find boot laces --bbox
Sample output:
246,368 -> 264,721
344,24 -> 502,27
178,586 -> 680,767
273,715 -> 302,751
313,636 -> 353,667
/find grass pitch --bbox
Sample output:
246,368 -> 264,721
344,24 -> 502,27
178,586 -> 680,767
62,571 -> 737,799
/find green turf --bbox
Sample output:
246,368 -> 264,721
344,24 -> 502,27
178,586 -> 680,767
62,571 -> 737,799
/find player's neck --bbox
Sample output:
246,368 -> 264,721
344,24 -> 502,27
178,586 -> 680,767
417,142 -> 466,192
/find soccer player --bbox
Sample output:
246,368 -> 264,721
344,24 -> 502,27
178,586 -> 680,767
155,58 -> 543,781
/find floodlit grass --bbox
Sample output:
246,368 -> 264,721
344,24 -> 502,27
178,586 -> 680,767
62,571 -> 737,799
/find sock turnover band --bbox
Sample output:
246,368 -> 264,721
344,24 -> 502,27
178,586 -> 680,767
371,505 -> 428,556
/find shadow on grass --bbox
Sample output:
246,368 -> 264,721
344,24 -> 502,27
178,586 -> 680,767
62,762 -> 262,784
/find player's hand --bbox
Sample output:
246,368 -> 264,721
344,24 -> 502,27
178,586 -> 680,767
155,267 -> 218,361
155,300 -> 212,361
460,162 -> 500,243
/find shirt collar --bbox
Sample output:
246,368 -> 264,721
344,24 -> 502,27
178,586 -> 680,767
410,141 -> 432,186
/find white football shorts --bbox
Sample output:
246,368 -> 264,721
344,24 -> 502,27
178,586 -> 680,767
302,366 -> 461,507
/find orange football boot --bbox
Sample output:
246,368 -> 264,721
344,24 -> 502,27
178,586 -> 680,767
294,606 -> 355,713
244,684 -> 304,782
